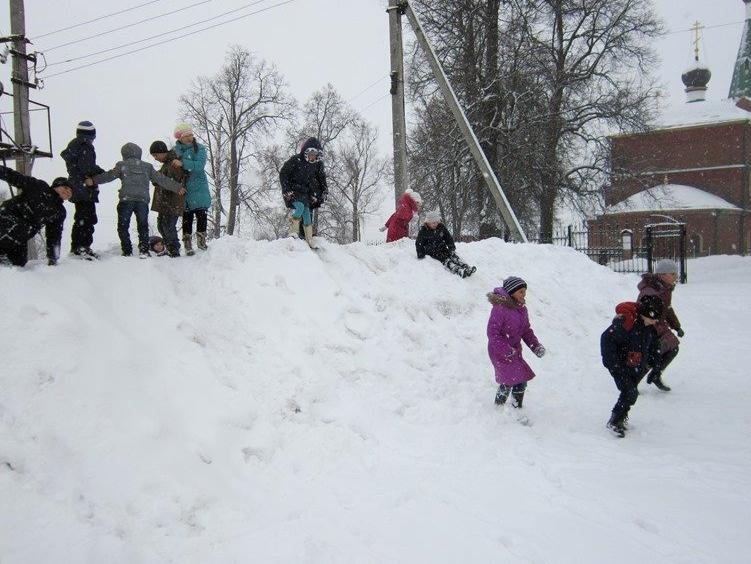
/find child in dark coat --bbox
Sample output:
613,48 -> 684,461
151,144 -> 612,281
0,166 -> 71,266
149,140 -> 187,257
600,295 -> 663,437
60,120 -> 105,259
415,210 -> 476,278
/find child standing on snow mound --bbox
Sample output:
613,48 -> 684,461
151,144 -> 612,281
415,210 -> 476,278
637,259 -> 684,392
487,277 -> 546,409
90,143 -> 184,258
173,123 -> 212,255
600,295 -> 663,438
382,188 -> 421,242
149,140 -> 187,257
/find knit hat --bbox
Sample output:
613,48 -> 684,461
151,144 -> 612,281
502,276 -> 527,295
149,140 -> 169,154
405,188 -> 422,204
653,259 -> 678,274
51,177 -> 71,189
76,120 -> 96,139
424,209 -> 441,223
174,122 -> 193,139
637,295 -> 664,320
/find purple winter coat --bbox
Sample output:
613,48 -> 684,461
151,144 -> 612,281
637,274 -> 682,353
486,288 -> 543,386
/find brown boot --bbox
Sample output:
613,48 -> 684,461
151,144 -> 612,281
196,232 -> 208,251
183,234 -> 195,256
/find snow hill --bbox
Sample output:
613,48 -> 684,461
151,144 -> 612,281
1,238 -> 749,563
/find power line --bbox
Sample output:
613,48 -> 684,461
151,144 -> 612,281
33,0 -> 168,40
42,0 -> 298,79
663,20 -> 744,36
46,0 -> 269,68
358,92 -> 390,114
347,76 -> 389,103
43,0 -> 212,52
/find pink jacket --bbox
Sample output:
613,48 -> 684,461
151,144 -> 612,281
385,192 -> 419,242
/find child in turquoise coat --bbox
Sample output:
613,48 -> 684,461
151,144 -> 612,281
172,122 -> 211,254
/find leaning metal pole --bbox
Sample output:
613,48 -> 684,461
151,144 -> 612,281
403,2 -> 527,242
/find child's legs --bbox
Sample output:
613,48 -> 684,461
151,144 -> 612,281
116,202 -> 134,253
195,209 -> 208,233
495,383 -> 512,405
158,214 -> 180,250
511,382 -> 527,407
182,210 -> 196,235
291,202 -> 312,226
134,202 -> 150,251
611,371 -> 639,415
71,201 -> 97,250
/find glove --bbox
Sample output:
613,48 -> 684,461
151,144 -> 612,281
311,196 -> 318,205
676,328 -> 684,338
283,191 -> 294,203
534,345 -> 546,358
379,226 -> 387,232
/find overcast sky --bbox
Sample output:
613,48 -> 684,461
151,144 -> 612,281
0,0 -> 748,239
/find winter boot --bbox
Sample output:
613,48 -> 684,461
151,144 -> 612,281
607,411 -> 626,438
512,391 -> 525,408
183,234 -> 195,256
196,232 -> 208,251
72,247 -> 99,260
647,371 -> 671,392
167,245 -> 181,258
288,216 -> 301,239
303,224 -> 318,250
495,384 -> 510,406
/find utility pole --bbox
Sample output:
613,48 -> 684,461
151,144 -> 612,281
387,0 -> 409,205
9,0 -> 33,175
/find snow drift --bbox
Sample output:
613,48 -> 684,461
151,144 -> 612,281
1,237 -> 749,563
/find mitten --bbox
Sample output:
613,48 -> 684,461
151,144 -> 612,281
379,226 -> 387,232
534,345 -> 546,358
676,328 -> 684,338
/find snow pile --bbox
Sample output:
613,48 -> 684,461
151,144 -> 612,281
606,183 -> 741,213
655,97 -> 751,130
0,238 -> 749,563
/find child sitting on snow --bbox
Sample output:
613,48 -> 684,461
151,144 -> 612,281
487,277 -> 546,409
415,210 -> 476,278
600,295 -> 663,438
149,235 -> 167,256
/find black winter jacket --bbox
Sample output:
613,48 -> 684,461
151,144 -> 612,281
601,314 -> 660,378
416,223 -> 456,262
0,166 -> 66,259
61,135 -> 105,203
279,137 -> 328,209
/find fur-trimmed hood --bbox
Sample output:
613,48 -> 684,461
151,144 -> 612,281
487,288 -> 522,308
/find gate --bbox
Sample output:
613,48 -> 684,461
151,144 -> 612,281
645,222 -> 687,283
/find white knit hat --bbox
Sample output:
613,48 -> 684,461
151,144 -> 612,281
174,122 -> 194,139
405,188 -> 422,204
424,209 -> 441,223
653,259 -> 678,274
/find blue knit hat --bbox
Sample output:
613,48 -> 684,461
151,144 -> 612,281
503,276 -> 527,295
76,120 -> 96,139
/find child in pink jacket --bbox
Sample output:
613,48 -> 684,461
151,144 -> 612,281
382,189 -> 421,242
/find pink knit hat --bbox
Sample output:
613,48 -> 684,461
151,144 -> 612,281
174,122 -> 194,139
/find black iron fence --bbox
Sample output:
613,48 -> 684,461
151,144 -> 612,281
531,222 -> 687,282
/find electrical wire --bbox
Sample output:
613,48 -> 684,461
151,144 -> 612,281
42,0 -> 297,79
358,92 -> 390,114
43,0 -> 212,52
33,0 -> 168,40
46,0 -> 269,68
663,20 -> 744,36
347,76 -> 389,103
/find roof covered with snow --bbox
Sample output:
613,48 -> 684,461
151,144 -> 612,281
652,98 -> 751,130
606,184 -> 742,214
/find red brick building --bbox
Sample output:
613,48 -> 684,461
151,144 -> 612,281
591,2 -> 751,257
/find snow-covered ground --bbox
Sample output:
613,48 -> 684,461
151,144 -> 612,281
1,238 -> 748,563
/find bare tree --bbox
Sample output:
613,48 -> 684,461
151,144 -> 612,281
180,45 -> 295,236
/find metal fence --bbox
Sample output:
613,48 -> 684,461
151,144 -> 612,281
531,222 -> 687,282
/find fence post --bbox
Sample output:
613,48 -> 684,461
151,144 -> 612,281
680,224 -> 688,283
567,225 -> 573,247
645,226 -> 653,273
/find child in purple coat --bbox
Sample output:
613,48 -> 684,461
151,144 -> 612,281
487,276 -> 546,408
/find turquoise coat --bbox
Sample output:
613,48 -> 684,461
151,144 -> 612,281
173,141 -> 211,211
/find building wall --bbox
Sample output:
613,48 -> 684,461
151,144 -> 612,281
608,122 -> 751,208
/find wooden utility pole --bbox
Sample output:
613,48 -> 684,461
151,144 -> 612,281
9,0 -> 33,175
387,0 -> 409,205
403,3 -> 527,241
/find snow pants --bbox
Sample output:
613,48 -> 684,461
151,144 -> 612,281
610,369 -> 640,417
70,201 -> 97,252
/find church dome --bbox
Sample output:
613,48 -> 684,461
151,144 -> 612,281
682,66 -> 712,89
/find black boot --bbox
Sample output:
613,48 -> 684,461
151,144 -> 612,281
512,391 -> 524,408
495,385 -> 510,406
647,371 -> 671,392
607,410 -> 626,438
